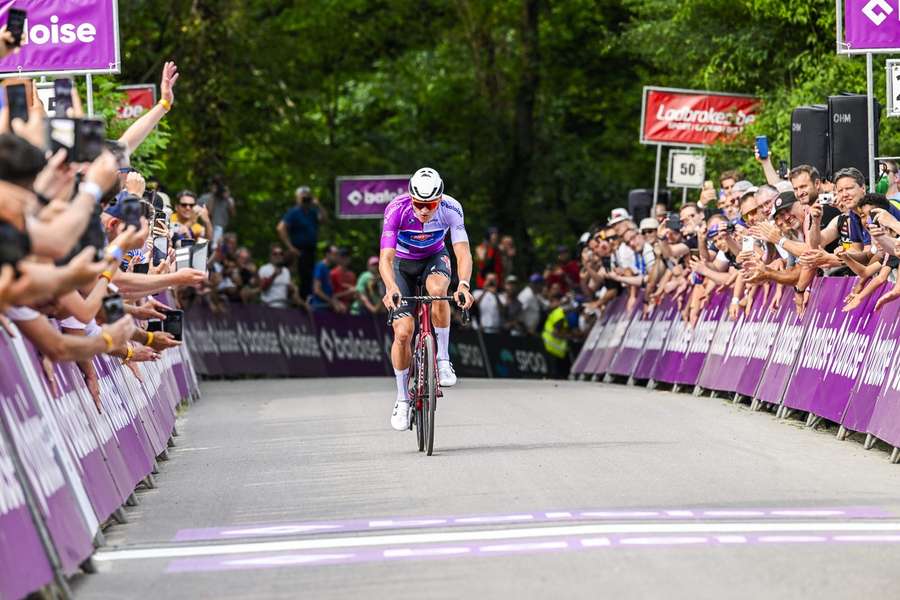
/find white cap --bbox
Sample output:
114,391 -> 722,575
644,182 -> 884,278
608,207 -> 632,226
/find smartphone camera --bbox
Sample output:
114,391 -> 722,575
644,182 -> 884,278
53,78 -> 73,117
102,294 -> 126,324
6,9 -> 26,48
665,213 -> 681,232
725,222 -> 736,234
47,117 -> 106,163
161,309 -> 183,341
6,84 -> 28,126
119,194 -> 143,228
755,135 -> 769,160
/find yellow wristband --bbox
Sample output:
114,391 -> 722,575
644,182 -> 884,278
99,271 -> 113,284
159,99 -> 171,112
123,344 -> 134,364
145,331 -> 154,347
101,332 -> 114,352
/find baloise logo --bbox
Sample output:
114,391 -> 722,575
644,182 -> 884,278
863,0 -> 893,26
20,15 -> 99,46
347,190 -> 363,206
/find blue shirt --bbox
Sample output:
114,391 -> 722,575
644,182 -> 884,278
282,205 -> 320,248
849,204 -> 900,245
309,260 -> 333,308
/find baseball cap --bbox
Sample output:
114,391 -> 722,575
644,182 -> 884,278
295,185 -> 311,196
367,256 -> 379,266
639,217 -> 658,232
775,180 -> 794,194
732,180 -> 755,196
607,207 -> 632,226
528,273 -> 544,284
771,191 -> 798,216
740,186 -> 759,199
505,275 -> 518,284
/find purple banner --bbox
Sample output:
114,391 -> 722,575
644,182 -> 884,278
0,1 -> 120,75
755,289 -> 809,406
782,279 -> 851,414
0,332 -> 94,575
843,295 -> 900,434
607,298 -> 648,377
843,0 -> 900,52
278,310 -> 328,378
313,311 -> 390,377
585,296 -> 631,376
866,299 -> 900,446
336,176 -> 408,219
632,297 -> 679,381
671,291 -> 730,386
734,286 -> 784,398
571,318 -> 606,376
0,421 -> 54,600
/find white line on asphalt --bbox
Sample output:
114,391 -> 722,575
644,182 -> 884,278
93,521 -> 900,562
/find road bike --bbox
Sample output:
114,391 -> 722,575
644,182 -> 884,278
389,291 -> 469,455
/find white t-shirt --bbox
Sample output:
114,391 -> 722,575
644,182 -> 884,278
258,263 -> 292,308
517,286 -> 544,333
473,289 -> 503,332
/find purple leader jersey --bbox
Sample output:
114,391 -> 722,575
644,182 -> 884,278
380,194 -> 468,260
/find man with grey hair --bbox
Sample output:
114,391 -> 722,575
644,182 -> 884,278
277,185 -> 329,299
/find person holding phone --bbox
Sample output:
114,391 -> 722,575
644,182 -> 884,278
170,190 -> 212,245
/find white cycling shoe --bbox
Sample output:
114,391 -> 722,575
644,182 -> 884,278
391,398 -> 412,431
438,360 -> 457,387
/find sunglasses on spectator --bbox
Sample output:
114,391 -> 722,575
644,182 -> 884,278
412,200 -> 439,210
179,202 -> 196,208
641,229 -> 656,234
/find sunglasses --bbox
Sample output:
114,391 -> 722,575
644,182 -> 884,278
179,202 -> 196,208
412,200 -> 439,210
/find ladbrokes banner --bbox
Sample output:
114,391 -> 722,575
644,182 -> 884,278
640,87 -> 760,147
0,1 -> 120,76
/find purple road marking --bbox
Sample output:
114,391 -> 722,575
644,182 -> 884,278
165,530 -> 900,574
171,506 -> 895,543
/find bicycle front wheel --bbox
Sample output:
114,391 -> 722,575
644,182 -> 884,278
424,334 -> 437,456
412,344 -> 425,452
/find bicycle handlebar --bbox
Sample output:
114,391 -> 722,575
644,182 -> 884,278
387,292 -> 471,327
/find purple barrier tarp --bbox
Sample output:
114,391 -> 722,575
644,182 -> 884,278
0,425 -> 55,600
632,297 -> 679,381
586,296 -> 631,376
651,296 -> 693,384
278,310 -> 328,377
0,333 -> 94,575
734,286 -> 787,398
755,287 -> 810,406
842,296 -> 900,434
313,311 -> 390,377
571,319 -> 605,376
864,298 -> 900,447
782,278 -> 851,414
607,298 -> 649,377
670,291 -> 730,386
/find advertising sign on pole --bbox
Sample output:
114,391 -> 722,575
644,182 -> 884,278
335,175 -> 409,220
667,151 -> 706,188
838,0 -> 900,54
887,59 -> 900,117
0,1 -> 120,77
116,84 -> 157,120
640,87 -> 760,148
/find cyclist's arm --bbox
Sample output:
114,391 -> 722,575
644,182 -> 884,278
452,241 -> 472,288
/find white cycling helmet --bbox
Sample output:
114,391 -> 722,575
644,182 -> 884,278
408,167 -> 444,202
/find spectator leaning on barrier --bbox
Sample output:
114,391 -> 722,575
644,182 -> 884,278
258,244 -> 294,309
351,256 -> 385,315
277,186 -> 327,300
310,244 -> 343,312
330,247 -> 357,313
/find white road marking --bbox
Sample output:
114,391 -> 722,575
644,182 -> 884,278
620,537 -> 708,546
454,515 -> 535,524
94,521 -> 900,562
580,538 -> 612,547
369,519 -> 448,528
220,525 -> 341,537
383,547 -> 471,558
715,536 -> 748,544
758,536 -> 828,543
545,512 -> 573,519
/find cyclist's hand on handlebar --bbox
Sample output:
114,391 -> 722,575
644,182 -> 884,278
455,286 -> 474,310
383,286 -> 402,311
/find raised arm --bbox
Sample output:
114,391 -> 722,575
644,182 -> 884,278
118,62 -> 178,153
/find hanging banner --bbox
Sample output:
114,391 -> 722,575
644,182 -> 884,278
116,84 -> 156,120
335,175 -> 409,219
0,1 -> 121,77
640,87 -> 760,147
840,0 -> 900,54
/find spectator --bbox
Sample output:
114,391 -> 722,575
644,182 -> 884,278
258,244 -> 295,309
277,186 -> 327,300
198,175 -> 235,247
310,245 -> 343,312
499,235 -> 517,280
542,293 -> 575,375
330,247 -> 357,312
518,273 -> 546,335
475,226 -> 503,287
170,190 -> 213,245
473,272 -> 504,333
502,275 -> 526,335
351,256 -> 385,315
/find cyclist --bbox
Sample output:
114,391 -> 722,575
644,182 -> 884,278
380,167 -> 474,431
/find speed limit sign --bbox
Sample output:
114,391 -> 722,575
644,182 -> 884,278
667,151 -> 706,188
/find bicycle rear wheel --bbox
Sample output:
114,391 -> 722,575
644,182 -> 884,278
424,335 -> 437,456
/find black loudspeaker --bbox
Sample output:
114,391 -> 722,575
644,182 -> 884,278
629,189 -> 671,223
828,93 -> 880,184
791,105 -> 828,177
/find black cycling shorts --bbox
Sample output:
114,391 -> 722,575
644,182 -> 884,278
392,248 -> 452,320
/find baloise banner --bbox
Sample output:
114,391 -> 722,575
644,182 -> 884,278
335,175 -> 409,219
640,87 -> 760,147
0,1 -> 120,76
841,0 -> 900,53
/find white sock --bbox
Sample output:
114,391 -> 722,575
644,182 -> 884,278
435,326 -> 450,362
394,368 -> 409,401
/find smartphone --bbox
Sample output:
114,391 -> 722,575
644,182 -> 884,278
102,294 -> 126,324
119,195 -> 142,228
175,246 -> 191,270
755,135 -> 769,160
778,160 -> 788,180
146,319 -> 164,333
6,84 -> 28,125
54,78 -> 73,117
190,240 -> 209,272
47,117 -> 106,163
161,309 -> 183,341
819,192 -> 834,205
132,262 -> 150,274
666,213 -> 682,231
6,9 -> 26,47
742,236 -> 755,253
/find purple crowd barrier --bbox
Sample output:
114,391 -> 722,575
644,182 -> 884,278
575,277 -> 900,459
0,318 -> 200,599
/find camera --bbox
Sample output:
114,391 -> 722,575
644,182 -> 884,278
102,294 -> 126,324
665,213 -> 681,231
0,221 -> 30,269
6,9 -> 26,48
118,194 -> 143,228
148,309 -> 183,341
725,222 -> 736,234
819,192 -> 834,205
47,117 -> 106,163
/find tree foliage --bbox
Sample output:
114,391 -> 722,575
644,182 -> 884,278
113,0 -> 897,272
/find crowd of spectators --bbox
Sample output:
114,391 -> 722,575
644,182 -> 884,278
554,144 -> 900,357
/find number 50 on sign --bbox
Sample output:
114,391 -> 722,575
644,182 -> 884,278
667,151 -> 706,188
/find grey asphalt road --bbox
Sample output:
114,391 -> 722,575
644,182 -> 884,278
72,377 -> 900,600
